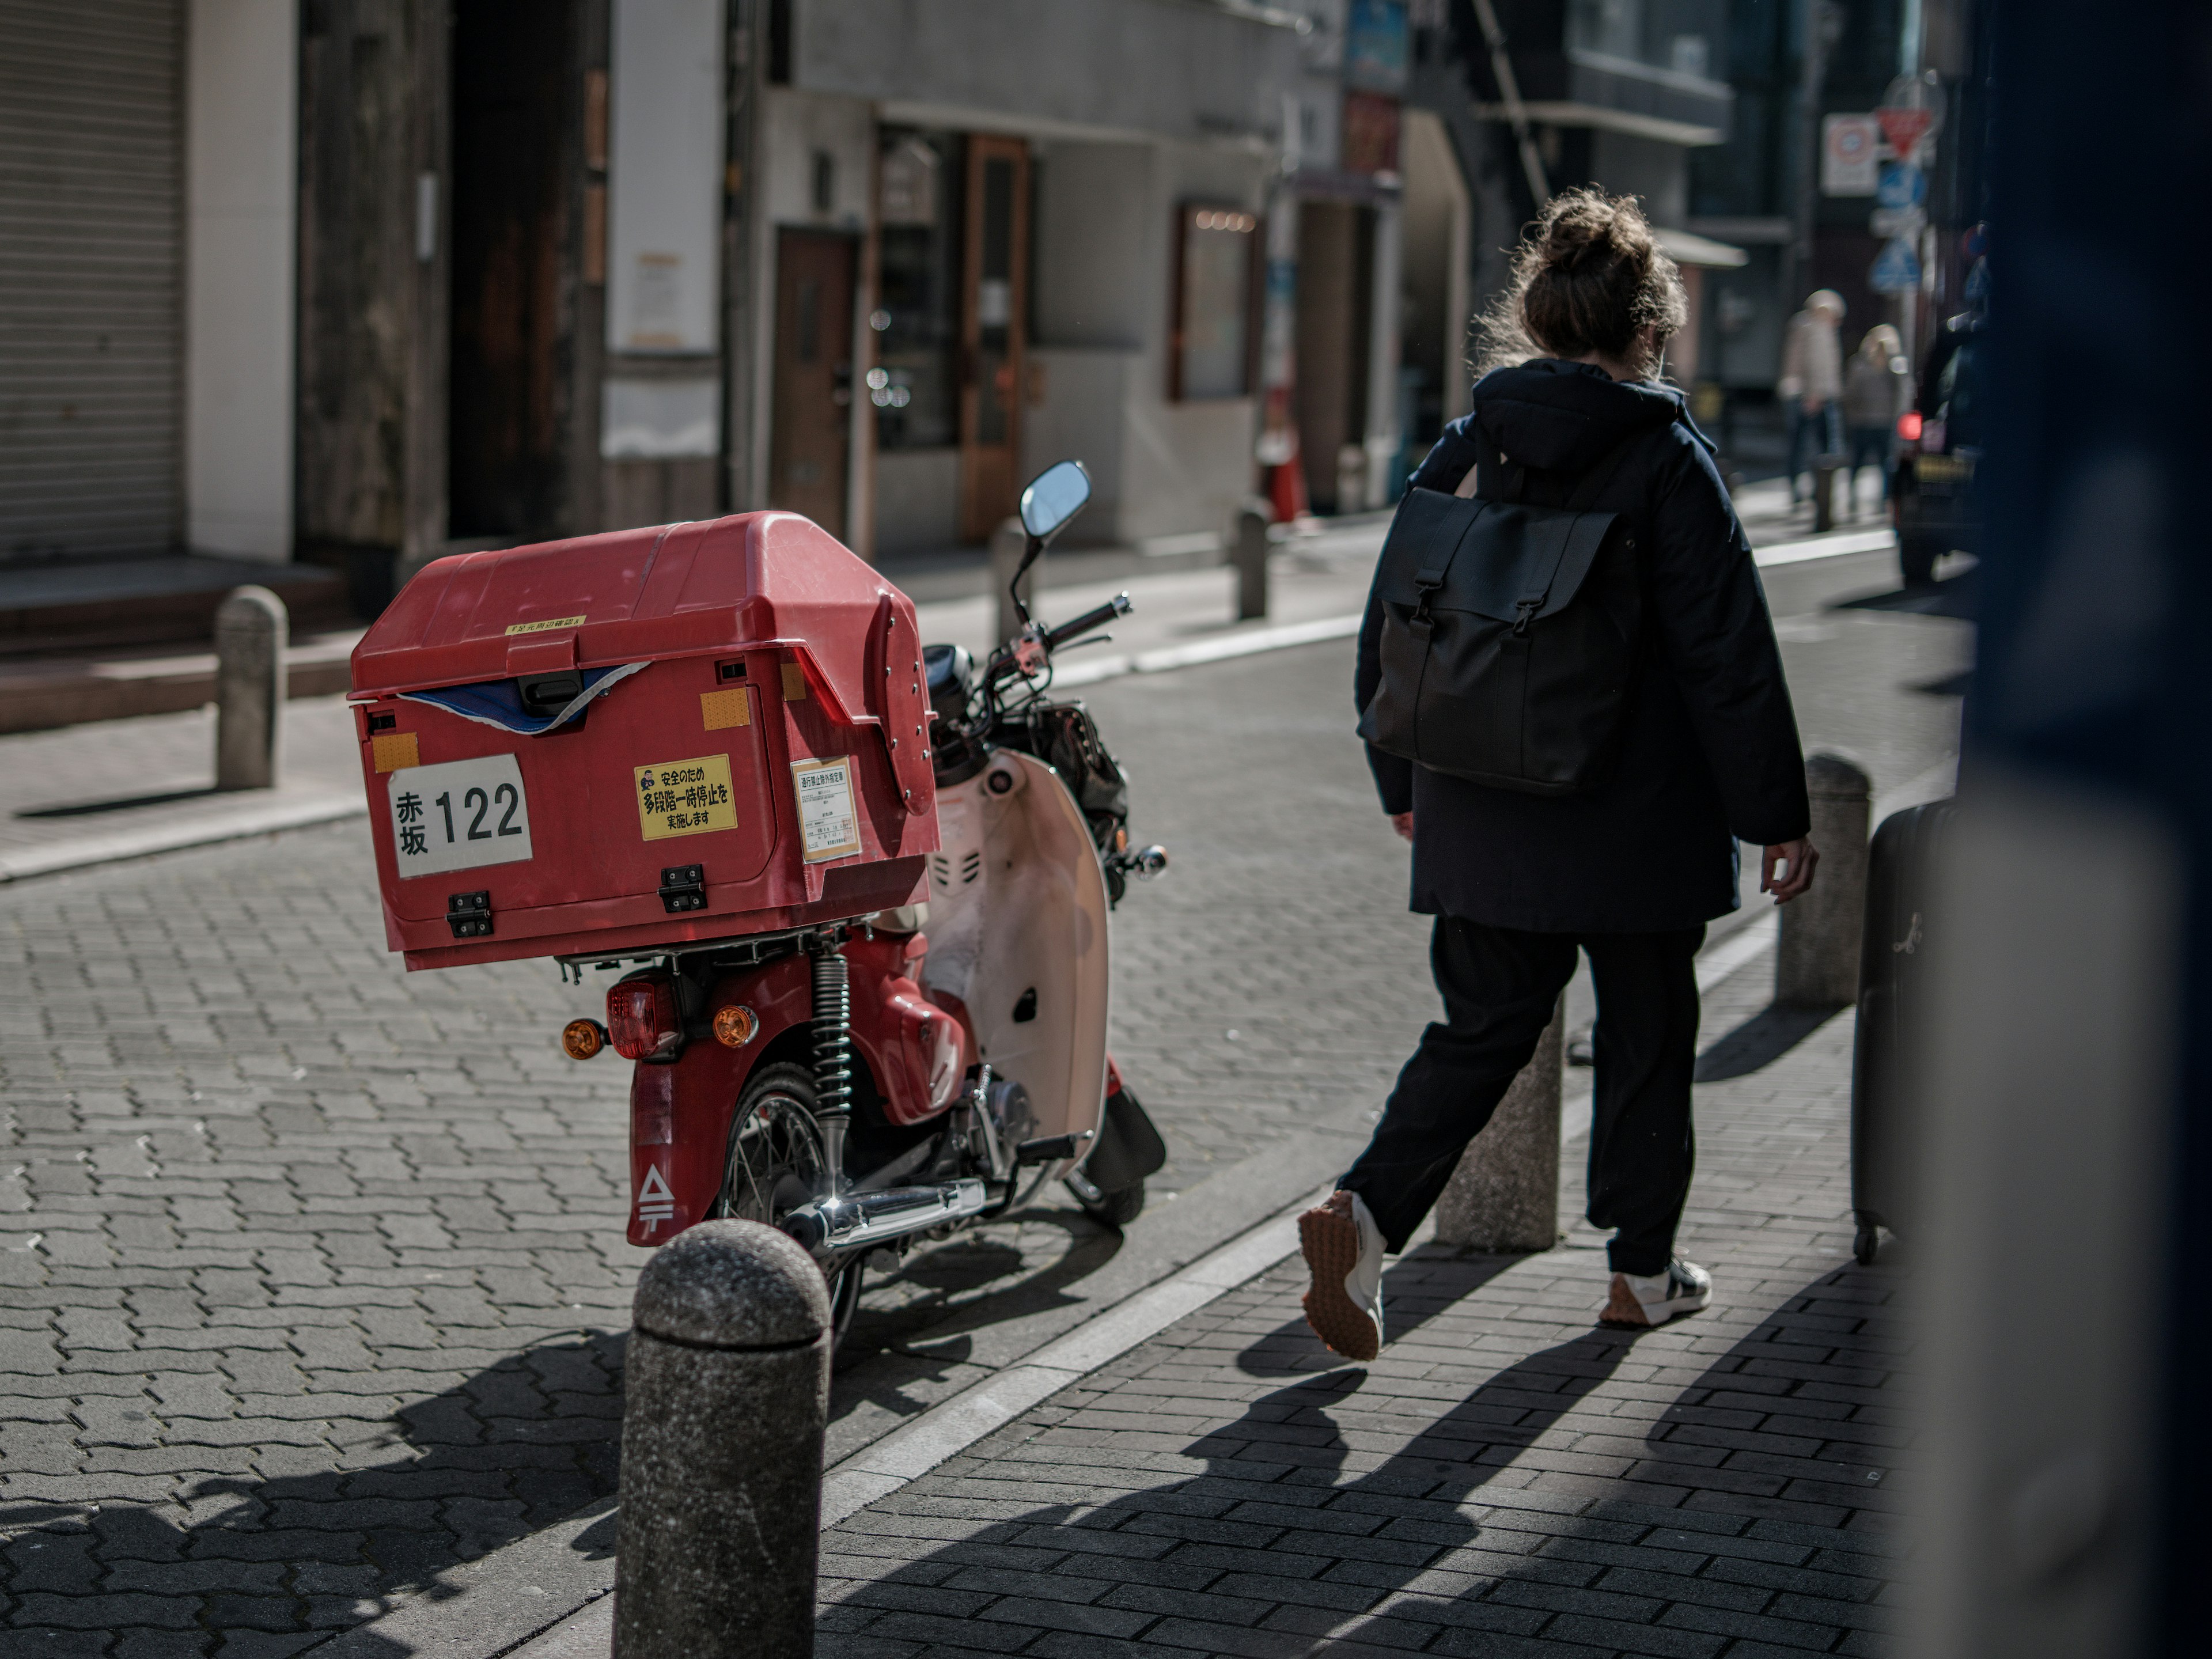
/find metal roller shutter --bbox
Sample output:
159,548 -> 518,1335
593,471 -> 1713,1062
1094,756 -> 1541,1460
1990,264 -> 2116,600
0,0 -> 183,560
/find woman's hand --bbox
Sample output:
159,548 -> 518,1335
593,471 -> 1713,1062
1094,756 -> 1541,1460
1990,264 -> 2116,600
1390,812 -> 1414,843
1762,838 -> 1819,903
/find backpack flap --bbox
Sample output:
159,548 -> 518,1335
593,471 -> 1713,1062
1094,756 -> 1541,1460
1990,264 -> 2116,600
1371,490 -> 1619,630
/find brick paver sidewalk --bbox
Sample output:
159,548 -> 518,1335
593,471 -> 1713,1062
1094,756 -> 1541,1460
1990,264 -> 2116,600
818,955 -> 1907,1657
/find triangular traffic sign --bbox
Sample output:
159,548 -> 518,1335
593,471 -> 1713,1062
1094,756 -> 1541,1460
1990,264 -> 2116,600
1877,107 -> 1936,155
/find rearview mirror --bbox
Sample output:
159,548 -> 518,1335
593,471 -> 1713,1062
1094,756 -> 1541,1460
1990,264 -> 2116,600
1018,460 -> 1091,544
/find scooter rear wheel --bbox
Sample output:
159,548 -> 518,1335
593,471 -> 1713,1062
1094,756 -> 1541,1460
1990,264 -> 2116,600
718,1060 -> 862,1347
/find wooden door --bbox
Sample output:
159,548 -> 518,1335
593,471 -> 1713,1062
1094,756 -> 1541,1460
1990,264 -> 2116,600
958,135 -> 1029,543
770,229 -> 857,535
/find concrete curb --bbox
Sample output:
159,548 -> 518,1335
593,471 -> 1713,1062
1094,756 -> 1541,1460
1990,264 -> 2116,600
0,791 -> 363,883
308,1497 -> 616,1659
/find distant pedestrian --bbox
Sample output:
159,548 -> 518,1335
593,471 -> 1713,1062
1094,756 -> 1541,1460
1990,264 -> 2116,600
1842,324 -> 1910,512
1306,188 -> 1816,1360
1779,290 -> 1846,505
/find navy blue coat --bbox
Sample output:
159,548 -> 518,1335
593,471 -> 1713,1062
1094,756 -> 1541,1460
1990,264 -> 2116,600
1357,360 -> 1810,933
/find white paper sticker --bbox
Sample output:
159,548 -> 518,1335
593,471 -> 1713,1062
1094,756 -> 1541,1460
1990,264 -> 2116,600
791,756 -> 862,863
387,755 -> 535,877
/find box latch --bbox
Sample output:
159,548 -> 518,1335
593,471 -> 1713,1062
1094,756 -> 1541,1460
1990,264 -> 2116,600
658,865 -> 707,915
447,891 -> 494,938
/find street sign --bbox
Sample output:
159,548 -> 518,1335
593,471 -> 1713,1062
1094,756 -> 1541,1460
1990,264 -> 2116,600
1869,236 -> 1923,294
1876,106 -> 1936,156
1875,161 -> 1926,210
1870,205 -> 1926,238
1822,114 -> 1880,195
1877,69 -> 1945,162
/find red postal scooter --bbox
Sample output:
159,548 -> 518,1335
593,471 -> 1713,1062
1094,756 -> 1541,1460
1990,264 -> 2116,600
562,461 -> 1169,1340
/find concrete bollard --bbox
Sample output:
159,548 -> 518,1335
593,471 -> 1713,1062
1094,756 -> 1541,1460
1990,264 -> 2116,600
990,515 -> 1034,647
1433,997 -> 1564,1252
1232,499 -> 1271,621
1335,444 -> 1368,515
1777,751 -> 1873,1006
214,585 -> 286,791
1812,454 -> 1844,533
615,1220 -> 831,1659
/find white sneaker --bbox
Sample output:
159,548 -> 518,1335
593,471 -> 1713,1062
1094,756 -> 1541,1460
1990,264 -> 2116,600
1300,1190 -> 1386,1360
1603,1258 -> 1712,1328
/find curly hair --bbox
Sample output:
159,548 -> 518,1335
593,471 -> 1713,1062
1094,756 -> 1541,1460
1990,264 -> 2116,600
1473,188 -> 1688,380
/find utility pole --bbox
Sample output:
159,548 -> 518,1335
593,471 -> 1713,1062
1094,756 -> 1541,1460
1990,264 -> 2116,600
1790,1 -> 1847,308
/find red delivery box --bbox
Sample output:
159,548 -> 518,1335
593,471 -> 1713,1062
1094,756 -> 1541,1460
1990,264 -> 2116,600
347,512 -> 939,971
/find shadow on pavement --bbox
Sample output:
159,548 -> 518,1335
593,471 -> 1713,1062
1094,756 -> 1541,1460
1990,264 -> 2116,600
1234,1245 -> 1520,1378
821,1264 -> 1905,1656
1695,1003 -> 1849,1082
1833,565 -> 1978,621
0,1332 -> 626,1652
829,1203 -> 1124,1427
819,1329 -> 1643,1656
16,787 -> 217,819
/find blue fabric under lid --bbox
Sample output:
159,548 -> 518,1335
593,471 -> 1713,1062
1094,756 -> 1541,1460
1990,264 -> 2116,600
400,662 -> 647,734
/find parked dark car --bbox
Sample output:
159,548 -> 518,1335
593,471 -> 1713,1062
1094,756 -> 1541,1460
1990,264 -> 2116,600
1891,309 -> 1986,586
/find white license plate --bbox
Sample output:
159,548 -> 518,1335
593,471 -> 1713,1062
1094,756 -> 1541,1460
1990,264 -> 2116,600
387,756 -> 535,877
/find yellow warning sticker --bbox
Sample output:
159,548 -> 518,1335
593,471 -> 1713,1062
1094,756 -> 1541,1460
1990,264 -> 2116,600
505,615 -> 586,636
370,731 -> 419,773
791,756 -> 862,862
635,754 -> 738,841
699,687 -> 752,730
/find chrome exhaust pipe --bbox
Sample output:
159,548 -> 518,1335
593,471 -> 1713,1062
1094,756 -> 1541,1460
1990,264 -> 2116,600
779,1177 -> 991,1256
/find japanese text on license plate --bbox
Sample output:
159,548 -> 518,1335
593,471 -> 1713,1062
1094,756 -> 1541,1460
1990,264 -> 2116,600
387,755 -> 535,876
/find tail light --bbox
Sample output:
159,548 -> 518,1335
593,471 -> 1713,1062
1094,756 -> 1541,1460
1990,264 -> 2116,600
1896,410 -> 1923,446
607,975 -> 681,1061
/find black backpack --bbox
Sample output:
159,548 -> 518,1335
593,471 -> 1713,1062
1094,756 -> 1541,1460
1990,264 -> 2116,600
1357,432 -> 1646,796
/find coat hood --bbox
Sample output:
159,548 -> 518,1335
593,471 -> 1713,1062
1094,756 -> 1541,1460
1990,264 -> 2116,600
1471,359 -> 1698,474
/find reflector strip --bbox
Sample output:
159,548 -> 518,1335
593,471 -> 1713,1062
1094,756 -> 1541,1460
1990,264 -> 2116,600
700,687 -> 752,730
372,732 -> 420,773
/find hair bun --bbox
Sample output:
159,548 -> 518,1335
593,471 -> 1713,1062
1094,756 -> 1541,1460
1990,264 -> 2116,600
1473,187 -> 1685,376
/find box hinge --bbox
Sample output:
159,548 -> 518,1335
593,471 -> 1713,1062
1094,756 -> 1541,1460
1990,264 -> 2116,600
446,891 -> 494,939
658,865 -> 707,914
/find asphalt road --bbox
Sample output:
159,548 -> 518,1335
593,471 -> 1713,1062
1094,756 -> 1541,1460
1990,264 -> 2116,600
0,547 -> 1969,1653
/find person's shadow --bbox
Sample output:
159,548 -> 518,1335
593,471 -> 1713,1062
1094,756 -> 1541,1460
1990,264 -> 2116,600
820,1262 -> 1899,1656
819,1310 -> 1643,1656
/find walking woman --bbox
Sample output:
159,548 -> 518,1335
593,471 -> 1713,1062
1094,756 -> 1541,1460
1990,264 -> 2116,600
1843,324 -> 1910,512
1303,190 -> 1817,1359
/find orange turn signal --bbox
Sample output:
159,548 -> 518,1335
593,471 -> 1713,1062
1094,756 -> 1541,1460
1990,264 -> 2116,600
713,1005 -> 760,1048
562,1018 -> 608,1060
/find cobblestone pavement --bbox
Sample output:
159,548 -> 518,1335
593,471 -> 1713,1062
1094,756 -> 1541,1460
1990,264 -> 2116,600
817,944 -> 1907,1657
0,549 -> 1961,1653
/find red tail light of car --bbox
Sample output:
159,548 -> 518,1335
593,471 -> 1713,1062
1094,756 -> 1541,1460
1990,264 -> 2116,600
1896,410 -> 1923,446
607,976 -> 681,1061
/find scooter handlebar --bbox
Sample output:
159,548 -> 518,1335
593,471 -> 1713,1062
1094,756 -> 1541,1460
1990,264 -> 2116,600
1044,592 -> 1132,652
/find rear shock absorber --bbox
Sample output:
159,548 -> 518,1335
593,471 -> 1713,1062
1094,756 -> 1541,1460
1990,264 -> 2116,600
809,935 -> 853,1192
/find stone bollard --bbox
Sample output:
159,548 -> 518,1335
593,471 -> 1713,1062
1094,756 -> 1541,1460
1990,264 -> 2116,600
1335,444 -> 1368,515
1433,998 -> 1564,1252
214,585 -> 287,791
1232,499 -> 1271,621
1812,454 -> 1844,533
990,515 -> 1034,647
1777,751 -> 1873,1006
615,1220 -> 831,1659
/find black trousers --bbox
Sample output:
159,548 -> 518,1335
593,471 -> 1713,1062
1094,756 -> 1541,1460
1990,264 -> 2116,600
1342,918 -> 1705,1276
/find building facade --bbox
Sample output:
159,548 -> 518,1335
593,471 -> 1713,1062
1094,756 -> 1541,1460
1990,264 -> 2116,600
0,0 -> 1328,592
